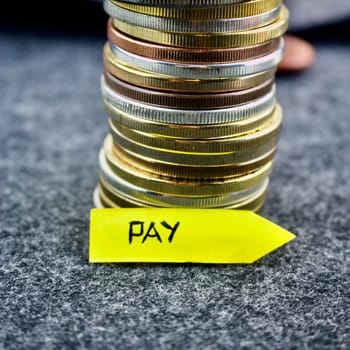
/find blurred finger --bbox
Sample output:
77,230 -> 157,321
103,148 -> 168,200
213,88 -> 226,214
279,35 -> 316,72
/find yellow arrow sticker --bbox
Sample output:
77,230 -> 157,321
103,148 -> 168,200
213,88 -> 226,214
89,208 -> 295,264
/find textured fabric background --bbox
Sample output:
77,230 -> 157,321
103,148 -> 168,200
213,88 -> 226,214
1,2 -> 350,349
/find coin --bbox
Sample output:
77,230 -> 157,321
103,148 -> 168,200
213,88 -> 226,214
103,51 -> 277,92
101,77 -> 277,125
109,140 -> 277,179
94,182 -> 268,211
109,0 -> 282,20
108,40 -> 284,79
108,21 -> 282,64
104,72 -> 274,109
98,173 -> 269,208
106,104 -> 279,139
99,145 -> 273,196
112,0 -> 251,9
105,1 -> 281,33
109,104 -> 282,153
108,130 -> 278,166
111,6 -> 288,48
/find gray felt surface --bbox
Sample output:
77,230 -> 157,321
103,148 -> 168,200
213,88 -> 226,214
1,21 -> 350,350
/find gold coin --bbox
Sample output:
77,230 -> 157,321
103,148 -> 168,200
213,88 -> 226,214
108,130 -> 278,166
109,140 -> 277,179
109,104 -> 282,154
111,0 -> 281,20
112,6 -> 288,48
101,137 -> 274,196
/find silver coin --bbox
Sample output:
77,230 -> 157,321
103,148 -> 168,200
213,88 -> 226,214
106,108 -> 275,139
101,77 -> 277,125
109,40 -> 284,79
99,177 -> 270,208
109,0 -> 248,7
105,1 -> 281,33
93,186 -> 104,208
94,180 -> 268,210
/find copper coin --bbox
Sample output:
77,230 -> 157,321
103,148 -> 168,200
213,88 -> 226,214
104,71 -> 274,109
107,19 -> 282,64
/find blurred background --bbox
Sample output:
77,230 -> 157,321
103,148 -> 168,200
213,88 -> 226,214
1,0 -> 350,38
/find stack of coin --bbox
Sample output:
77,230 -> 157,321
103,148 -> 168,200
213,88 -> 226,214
94,0 -> 289,211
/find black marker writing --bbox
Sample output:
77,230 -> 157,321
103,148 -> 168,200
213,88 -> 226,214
128,221 -> 144,244
142,222 -> 162,243
128,220 -> 181,244
161,221 -> 180,243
